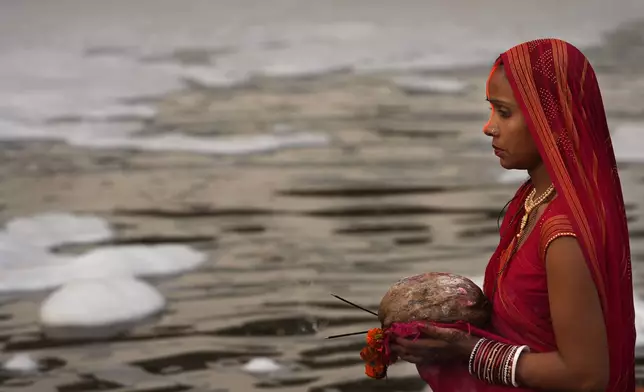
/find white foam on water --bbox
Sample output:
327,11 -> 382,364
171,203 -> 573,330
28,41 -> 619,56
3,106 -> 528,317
70,245 -> 206,279
635,295 -> 644,347
0,234 -> 64,270
180,65 -> 247,88
0,119 -> 330,155
0,118 -> 142,142
2,354 -> 39,374
393,76 -> 469,95
612,123 -> 644,163
243,357 -> 282,374
0,212 -> 111,269
0,50 -> 176,123
0,245 -> 206,293
0,0 -> 642,151
39,277 -> 166,339
5,213 -> 112,249
0,212 -> 205,337
0,213 -> 206,293
67,131 -> 331,155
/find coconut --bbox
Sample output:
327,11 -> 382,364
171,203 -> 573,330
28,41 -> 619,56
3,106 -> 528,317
378,272 -> 491,328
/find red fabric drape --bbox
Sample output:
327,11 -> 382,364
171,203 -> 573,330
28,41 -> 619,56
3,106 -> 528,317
417,39 -> 635,392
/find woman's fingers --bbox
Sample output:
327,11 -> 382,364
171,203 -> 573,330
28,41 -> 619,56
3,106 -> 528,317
419,325 -> 464,343
394,336 -> 447,351
418,324 -> 441,338
389,342 -> 404,354
391,343 -> 424,363
386,325 -> 471,366
392,340 -> 442,361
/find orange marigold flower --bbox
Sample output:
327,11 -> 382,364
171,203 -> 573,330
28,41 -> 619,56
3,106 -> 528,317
366,328 -> 383,346
365,364 -> 387,379
360,346 -> 377,361
361,328 -> 388,379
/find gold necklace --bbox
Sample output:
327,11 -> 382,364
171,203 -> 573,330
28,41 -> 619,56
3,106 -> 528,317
493,183 -> 556,294
517,184 -> 555,238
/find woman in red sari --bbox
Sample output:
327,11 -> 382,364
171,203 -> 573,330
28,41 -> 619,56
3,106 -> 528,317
391,39 -> 635,391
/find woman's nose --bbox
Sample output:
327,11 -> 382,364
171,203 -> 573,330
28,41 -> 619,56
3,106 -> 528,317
483,121 -> 498,137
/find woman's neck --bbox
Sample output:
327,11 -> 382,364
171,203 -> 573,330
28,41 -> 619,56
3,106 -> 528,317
528,163 -> 553,196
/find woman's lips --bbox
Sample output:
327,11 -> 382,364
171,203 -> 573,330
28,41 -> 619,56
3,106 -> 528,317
493,146 -> 504,157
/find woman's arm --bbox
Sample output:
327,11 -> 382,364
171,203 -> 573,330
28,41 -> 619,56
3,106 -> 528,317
514,236 -> 609,392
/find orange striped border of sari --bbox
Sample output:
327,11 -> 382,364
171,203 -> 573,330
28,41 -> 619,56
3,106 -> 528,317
539,214 -> 577,260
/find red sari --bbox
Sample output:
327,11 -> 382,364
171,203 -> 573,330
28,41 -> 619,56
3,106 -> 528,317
419,39 -> 635,392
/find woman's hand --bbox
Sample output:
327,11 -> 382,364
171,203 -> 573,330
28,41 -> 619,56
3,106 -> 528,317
389,324 -> 478,365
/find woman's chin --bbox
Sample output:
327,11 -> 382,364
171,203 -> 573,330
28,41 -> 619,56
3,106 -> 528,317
499,158 -> 513,170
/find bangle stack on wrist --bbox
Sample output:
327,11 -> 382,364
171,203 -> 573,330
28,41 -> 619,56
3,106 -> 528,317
468,338 -> 529,387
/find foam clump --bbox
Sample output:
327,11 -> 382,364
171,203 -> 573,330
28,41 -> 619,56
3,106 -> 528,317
0,212 -> 206,340
39,278 -> 166,340
612,123 -> 644,163
68,131 -> 330,155
5,212 -> 112,248
70,245 -> 206,279
0,212 -> 206,293
0,233 -> 63,269
243,358 -> 282,374
2,354 -> 39,374
635,295 -> 644,347
393,76 -> 468,95
0,243 -> 205,293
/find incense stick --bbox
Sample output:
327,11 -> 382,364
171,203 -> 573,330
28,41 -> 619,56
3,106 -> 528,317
326,330 -> 370,339
330,294 -> 378,317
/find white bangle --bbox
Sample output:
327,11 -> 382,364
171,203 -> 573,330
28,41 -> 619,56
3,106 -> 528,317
468,338 -> 486,375
511,345 -> 530,387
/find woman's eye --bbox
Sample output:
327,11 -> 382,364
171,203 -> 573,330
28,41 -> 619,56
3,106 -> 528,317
489,105 -> 510,118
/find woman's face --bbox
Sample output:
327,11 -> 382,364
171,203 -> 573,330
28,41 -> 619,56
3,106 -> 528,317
484,65 -> 542,171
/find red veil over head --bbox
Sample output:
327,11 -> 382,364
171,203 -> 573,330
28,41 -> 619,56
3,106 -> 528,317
419,39 -> 635,392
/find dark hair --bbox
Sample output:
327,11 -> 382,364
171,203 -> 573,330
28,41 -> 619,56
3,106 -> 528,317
496,178 -> 532,233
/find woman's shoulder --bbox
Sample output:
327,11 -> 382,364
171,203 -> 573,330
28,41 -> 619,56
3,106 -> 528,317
538,196 -> 577,260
